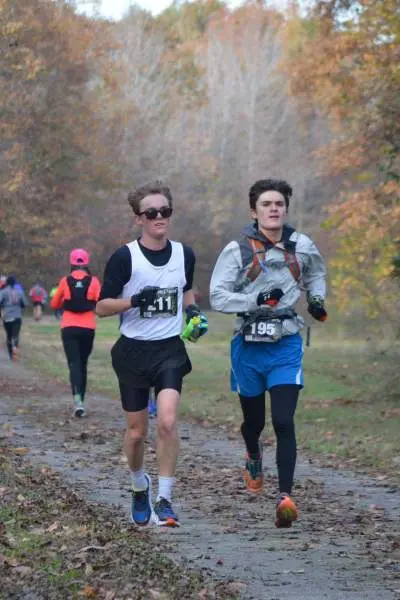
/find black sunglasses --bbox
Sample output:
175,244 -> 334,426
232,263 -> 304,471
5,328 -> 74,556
138,206 -> 173,220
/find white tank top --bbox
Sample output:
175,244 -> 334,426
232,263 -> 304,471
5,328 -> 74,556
120,240 -> 186,341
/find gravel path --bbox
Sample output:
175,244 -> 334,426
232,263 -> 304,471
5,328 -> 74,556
1,350 -> 399,600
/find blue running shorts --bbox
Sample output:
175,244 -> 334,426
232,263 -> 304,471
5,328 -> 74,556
230,333 -> 304,396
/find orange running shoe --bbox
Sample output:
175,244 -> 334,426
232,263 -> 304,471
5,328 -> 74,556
244,454 -> 264,494
275,493 -> 298,528
11,346 -> 19,361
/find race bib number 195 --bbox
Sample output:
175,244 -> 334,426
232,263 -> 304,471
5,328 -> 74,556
140,287 -> 178,318
243,318 -> 283,343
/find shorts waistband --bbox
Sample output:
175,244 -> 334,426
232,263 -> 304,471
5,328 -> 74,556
120,334 -> 181,345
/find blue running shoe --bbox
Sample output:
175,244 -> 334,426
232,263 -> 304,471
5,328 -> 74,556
131,474 -> 152,526
153,497 -> 179,527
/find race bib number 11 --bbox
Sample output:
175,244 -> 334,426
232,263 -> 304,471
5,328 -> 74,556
140,287 -> 178,318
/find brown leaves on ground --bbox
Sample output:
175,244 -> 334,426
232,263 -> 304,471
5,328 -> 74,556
0,439 -> 239,600
12,447 -> 30,456
82,586 -> 99,598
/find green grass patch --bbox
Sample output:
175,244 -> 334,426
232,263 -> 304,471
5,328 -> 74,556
20,312 -> 400,480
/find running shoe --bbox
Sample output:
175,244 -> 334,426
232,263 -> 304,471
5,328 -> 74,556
244,441 -> 264,494
73,394 -> 85,418
131,474 -> 152,526
244,455 -> 264,494
11,346 -> 19,361
153,497 -> 180,527
275,493 -> 298,528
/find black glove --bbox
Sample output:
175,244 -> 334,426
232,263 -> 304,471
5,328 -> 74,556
131,286 -> 159,308
257,288 -> 284,307
308,296 -> 327,322
185,303 -> 201,324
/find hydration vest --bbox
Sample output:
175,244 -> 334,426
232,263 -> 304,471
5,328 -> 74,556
245,237 -> 301,283
62,275 -> 96,313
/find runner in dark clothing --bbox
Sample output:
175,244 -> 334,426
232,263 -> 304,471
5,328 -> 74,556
0,276 -> 28,360
51,249 -> 101,417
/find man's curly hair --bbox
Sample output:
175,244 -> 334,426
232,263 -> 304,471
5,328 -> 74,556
249,179 -> 293,210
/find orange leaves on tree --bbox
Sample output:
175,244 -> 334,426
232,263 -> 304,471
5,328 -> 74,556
280,0 -> 400,324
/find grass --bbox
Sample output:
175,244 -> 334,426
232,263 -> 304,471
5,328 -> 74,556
19,311 -> 400,481
0,444 -> 238,599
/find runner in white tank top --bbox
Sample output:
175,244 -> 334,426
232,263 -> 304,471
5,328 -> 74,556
96,181 -> 208,528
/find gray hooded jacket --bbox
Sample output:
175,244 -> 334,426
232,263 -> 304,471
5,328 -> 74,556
209,223 -> 326,334
0,285 -> 27,321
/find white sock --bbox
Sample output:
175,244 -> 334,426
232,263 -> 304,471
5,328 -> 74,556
157,476 -> 175,502
131,469 -> 147,491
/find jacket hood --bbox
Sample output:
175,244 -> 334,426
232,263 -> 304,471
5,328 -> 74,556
240,222 -> 296,248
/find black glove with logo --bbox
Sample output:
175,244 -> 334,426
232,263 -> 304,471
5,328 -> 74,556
131,286 -> 159,308
257,288 -> 284,307
308,296 -> 327,322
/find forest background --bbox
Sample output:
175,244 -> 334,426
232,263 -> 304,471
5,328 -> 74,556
0,0 -> 399,335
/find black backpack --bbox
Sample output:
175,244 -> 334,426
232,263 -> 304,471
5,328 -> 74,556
62,275 -> 96,313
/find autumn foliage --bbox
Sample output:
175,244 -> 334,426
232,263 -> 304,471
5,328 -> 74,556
281,0 -> 399,327
0,0 -> 118,278
0,0 -> 398,332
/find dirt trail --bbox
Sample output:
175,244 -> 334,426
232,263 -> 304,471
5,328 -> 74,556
1,350 -> 399,600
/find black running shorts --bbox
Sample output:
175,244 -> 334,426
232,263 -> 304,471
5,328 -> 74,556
111,334 -> 192,412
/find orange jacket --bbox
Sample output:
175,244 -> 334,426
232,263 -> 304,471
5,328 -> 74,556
50,270 -> 100,329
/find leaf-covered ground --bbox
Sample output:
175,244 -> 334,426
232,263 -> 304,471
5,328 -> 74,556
1,352 -> 400,600
0,439 -> 240,600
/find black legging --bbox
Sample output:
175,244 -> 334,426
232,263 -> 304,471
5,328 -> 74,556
61,327 -> 95,400
3,318 -> 22,358
239,384 -> 299,494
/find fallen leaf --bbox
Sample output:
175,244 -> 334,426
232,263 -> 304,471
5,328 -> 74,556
13,447 -> 30,456
81,585 -> 98,598
148,591 -> 169,599
225,581 -> 247,594
77,545 -> 108,553
4,534 -> 17,548
5,556 -> 19,567
13,565 -> 33,576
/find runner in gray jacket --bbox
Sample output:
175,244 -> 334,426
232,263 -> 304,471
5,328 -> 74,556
210,178 -> 327,528
0,276 -> 28,360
